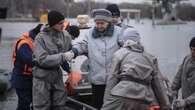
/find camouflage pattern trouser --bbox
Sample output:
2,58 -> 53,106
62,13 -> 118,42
33,78 -> 68,110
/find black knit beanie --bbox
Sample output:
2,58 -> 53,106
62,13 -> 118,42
48,10 -> 64,27
67,25 -> 80,39
190,37 -> 195,48
106,4 -> 120,17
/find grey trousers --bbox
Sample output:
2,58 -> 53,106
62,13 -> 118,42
101,95 -> 149,110
33,78 -> 67,110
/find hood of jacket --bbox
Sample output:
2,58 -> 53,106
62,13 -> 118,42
123,40 -> 144,53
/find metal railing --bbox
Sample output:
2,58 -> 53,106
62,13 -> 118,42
67,97 -> 97,110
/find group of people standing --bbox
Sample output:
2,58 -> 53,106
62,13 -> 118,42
11,3 -> 195,110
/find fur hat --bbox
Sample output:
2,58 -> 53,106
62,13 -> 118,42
92,9 -> 112,22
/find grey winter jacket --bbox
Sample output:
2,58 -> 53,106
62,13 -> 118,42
102,43 -> 170,109
73,25 -> 121,85
171,55 -> 195,109
33,27 -> 72,83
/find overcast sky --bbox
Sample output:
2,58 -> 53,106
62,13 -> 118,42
75,0 -> 195,6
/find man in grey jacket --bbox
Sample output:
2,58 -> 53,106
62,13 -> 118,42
33,10 -> 73,110
101,28 -> 170,110
69,9 -> 122,109
171,37 -> 195,110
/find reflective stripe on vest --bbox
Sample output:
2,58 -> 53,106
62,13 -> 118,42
12,32 -> 33,75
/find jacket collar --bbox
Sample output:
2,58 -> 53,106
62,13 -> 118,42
42,26 -> 62,37
29,30 -> 36,40
92,23 -> 114,38
125,43 -> 144,53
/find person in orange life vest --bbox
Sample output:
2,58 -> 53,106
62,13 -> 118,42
11,24 -> 43,110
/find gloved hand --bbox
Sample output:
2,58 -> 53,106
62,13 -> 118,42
64,51 -> 74,61
173,99 -> 186,109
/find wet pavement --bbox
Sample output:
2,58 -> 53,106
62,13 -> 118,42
0,89 -> 17,110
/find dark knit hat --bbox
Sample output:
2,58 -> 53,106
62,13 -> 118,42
106,4 -> 120,17
92,9 -> 112,22
190,37 -> 195,48
48,10 -> 64,27
67,25 -> 80,39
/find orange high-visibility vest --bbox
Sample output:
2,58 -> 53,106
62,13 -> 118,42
12,32 -> 33,75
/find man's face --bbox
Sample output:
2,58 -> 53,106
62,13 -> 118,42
191,47 -> 195,58
111,16 -> 120,24
95,20 -> 109,32
52,20 -> 64,32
